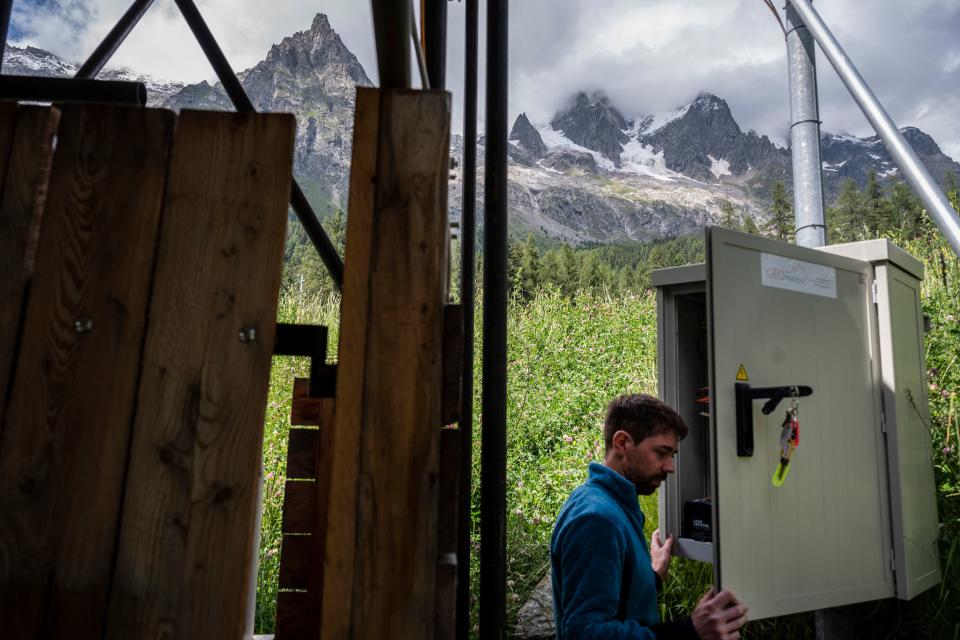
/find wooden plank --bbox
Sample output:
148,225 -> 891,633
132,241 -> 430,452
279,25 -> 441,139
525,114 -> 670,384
275,591 -> 314,640
286,428 -> 319,479
441,304 -> 463,425
0,105 -> 174,639
321,88 -> 451,639
281,481 -> 316,534
290,376 -> 325,426
309,397 -> 336,629
278,534 -> 312,590
0,105 -> 60,424
0,102 -> 18,177
435,428 -> 461,640
319,86 -> 381,639
105,110 -> 295,640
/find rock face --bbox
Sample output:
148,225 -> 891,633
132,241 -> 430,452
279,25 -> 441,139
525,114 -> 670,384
2,44 -> 185,105
516,570 -> 556,639
550,92 -> 630,164
510,112 -> 547,157
6,32 -> 959,246
639,93 -> 789,186
162,13 -> 373,209
819,127 -> 960,199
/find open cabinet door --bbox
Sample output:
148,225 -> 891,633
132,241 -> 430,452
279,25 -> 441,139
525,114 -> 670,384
706,227 -> 895,620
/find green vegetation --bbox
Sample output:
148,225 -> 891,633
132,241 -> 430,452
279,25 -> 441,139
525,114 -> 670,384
255,177 -> 960,638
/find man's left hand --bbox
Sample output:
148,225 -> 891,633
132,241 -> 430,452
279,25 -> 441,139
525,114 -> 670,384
651,529 -> 674,581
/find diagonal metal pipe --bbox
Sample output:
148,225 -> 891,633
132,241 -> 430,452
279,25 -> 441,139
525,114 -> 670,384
173,0 -> 344,289
76,0 -> 157,79
0,0 -> 13,71
787,0 -> 960,257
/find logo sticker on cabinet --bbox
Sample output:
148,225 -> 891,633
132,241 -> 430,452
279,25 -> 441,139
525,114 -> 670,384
760,252 -> 837,299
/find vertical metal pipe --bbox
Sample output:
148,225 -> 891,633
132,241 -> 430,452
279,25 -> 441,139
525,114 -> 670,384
788,0 -> 960,257
481,0 -> 508,637
0,0 -> 13,72
785,1 -> 826,248
456,0 -> 478,636
423,0 -> 447,90
371,0 -> 411,88
75,0 -> 157,79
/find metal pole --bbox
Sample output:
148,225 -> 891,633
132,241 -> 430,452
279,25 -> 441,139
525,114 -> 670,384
480,0 -> 508,637
174,0 -> 345,289
785,1 -> 826,248
173,0 -> 254,111
371,0 -> 411,88
455,0 -> 478,636
76,0 -> 157,79
0,0 -> 13,72
788,0 -> 960,257
0,75 -> 146,105
423,0 -> 447,90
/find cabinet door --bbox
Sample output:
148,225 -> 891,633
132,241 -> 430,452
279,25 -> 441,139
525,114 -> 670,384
706,227 -> 895,620
875,264 -> 941,599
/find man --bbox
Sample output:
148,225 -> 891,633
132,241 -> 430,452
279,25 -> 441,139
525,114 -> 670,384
551,394 -> 748,639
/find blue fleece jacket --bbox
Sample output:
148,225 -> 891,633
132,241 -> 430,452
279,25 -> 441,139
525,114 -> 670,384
550,462 -> 660,639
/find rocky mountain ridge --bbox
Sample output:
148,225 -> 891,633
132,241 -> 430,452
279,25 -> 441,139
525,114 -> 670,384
5,17 -> 958,246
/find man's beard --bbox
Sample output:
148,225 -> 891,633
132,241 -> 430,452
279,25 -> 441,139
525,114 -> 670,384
626,469 -> 667,496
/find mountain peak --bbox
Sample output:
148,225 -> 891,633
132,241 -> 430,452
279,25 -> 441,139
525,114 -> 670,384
509,112 -> 546,157
311,13 -> 333,33
550,91 -> 629,163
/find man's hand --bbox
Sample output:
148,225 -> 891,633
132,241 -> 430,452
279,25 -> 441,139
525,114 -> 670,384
650,529 -> 674,581
691,588 -> 749,640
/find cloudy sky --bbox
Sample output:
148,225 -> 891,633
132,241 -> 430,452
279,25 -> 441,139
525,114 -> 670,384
8,0 -> 960,159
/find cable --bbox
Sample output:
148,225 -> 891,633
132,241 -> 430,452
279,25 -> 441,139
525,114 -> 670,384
762,0 -> 787,36
410,0 -> 431,90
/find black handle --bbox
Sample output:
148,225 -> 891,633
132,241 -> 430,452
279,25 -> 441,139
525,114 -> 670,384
735,383 -> 813,456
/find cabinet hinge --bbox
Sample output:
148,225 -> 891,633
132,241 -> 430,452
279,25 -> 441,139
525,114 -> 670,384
889,547 -> 896,573
872,280 -> 880,304
880,410 -> 887,433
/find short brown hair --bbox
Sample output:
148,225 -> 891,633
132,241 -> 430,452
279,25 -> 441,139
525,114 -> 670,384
603,394 -> 688,452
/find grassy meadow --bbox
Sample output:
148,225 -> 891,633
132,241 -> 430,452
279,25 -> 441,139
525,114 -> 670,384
254,185 -> 960,637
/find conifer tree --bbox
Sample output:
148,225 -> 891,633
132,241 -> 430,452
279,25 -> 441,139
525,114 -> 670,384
765,181 -> 793,241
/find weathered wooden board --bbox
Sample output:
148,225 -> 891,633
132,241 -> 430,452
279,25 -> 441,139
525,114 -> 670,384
441,304 -> 463,425
275,383 -> 334,640
275,590 -> 313,640
318,86 -> 381,639
0,105 -> 60,426
435,428 -> 461,640
321,88 -> 451,639
286,427 -> 319,479
105,110 -> 295,640
278,534 -> 312,590
281,481 -> 317,534
0,105 -> 173,639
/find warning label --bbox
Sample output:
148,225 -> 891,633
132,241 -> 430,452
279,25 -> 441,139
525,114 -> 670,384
736,364 -> 749,381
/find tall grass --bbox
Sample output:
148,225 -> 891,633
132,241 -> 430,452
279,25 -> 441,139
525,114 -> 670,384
254,238 -> 959,638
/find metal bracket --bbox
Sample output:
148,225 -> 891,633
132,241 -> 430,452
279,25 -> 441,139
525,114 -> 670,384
273,323 -> 335,398
735,383 -> 813,456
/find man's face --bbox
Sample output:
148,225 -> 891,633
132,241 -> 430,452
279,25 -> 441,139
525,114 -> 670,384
619,430 -> 678,495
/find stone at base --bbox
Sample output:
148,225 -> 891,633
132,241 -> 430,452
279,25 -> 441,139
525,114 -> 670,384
516,570 -> 556,639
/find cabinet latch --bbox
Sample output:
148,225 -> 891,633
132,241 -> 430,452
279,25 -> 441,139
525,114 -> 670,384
735,383 -> 813,456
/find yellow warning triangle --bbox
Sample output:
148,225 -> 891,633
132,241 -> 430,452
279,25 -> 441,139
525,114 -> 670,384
736,364 -> 749,381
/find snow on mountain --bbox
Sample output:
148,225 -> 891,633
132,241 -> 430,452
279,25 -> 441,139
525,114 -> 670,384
2,44 -> 185,105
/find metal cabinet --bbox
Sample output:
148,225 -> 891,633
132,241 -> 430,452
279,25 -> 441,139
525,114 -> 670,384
653,228 -> 940,620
